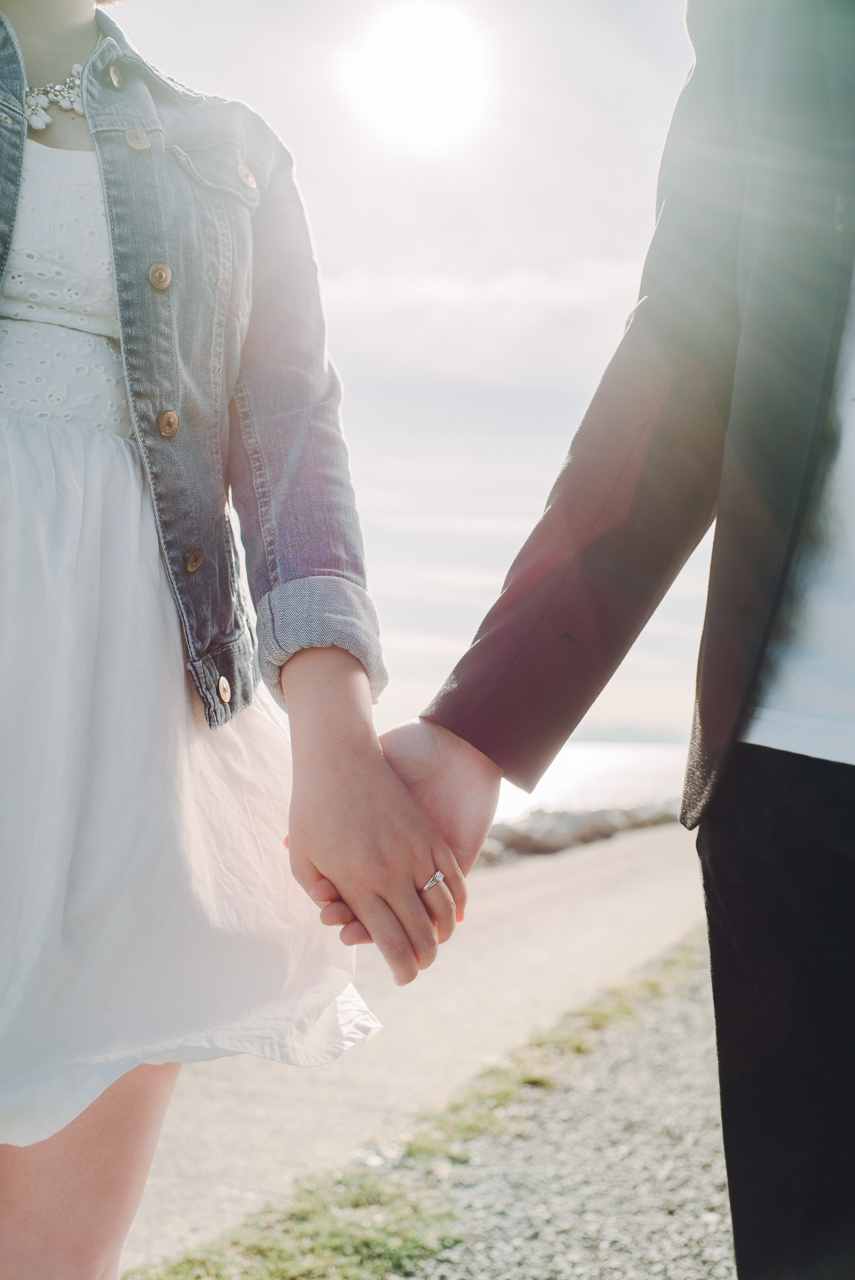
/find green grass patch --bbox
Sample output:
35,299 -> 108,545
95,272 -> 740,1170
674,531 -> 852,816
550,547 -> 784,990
405,928 -> 707,1162
127,1169 -> 459,1280
127,927 -> 708,1280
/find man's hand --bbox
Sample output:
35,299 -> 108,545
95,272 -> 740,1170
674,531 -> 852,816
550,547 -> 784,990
380,720 -> 503,876
282,651 -> 467,985
313,718 -> 502,947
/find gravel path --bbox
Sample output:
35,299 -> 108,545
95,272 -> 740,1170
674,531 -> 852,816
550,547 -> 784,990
414,949 -> 736,1280
123,824 -> 703,1272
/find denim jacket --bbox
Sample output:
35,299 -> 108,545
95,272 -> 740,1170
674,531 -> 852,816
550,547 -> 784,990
0,11 -> 386,726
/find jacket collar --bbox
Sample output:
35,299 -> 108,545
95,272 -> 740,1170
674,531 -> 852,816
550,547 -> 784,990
0,14 -> 26,113
94,9 -> 204,102
0,9 -> 202,114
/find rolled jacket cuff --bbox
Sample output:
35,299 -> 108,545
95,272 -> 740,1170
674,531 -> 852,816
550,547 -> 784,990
256,576 -> 388,710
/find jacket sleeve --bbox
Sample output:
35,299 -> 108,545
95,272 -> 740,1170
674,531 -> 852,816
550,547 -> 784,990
423,0 -> 745,789
228,142 -> 388,710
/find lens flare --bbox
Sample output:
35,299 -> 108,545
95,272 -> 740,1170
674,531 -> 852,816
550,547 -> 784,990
340,3 -> 490,149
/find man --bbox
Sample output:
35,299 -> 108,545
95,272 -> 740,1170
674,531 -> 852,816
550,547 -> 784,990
320,2 -> 855,1275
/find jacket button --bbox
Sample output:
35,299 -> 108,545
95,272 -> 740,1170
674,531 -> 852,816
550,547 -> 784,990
157,409 -> 179,438
217,675 -> 231,704
237,163 -> 257,189
148,262 -> 172,290
109,64 -> 123,89
185,548 -> 205,573
124,128 -> 150,151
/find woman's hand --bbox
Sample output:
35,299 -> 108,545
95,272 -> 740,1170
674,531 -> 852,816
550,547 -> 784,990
310,718 -> 503,947
281,647 -> 467,985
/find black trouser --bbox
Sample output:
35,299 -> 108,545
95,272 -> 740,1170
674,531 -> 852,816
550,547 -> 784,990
699,743 -> 855,1280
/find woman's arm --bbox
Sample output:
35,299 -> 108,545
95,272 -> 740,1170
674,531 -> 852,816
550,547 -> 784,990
228,138 -> 387,714
281,646 -> 467,985
227,136 -> 468,980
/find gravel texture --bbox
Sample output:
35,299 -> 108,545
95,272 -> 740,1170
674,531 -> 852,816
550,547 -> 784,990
413,949 -> 736,1280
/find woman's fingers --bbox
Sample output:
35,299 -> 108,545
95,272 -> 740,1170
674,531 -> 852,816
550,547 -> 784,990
322,876 -> 452,955
289,831 -> 462,978
316,878 -> 457,950
427,846 -> 468,924
385,884 -> 443,971
316,859 -> 461,952
418,878 -> 457,944
355,896 -> 425,985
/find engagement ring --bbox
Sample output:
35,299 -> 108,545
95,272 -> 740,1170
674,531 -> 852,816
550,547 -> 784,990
420,870 -> 445,892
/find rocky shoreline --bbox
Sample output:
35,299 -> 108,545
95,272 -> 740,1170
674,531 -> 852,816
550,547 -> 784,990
479,803 -> 680,865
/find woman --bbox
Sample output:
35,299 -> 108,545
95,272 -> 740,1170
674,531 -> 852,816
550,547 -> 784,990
0,1 -> 469,1273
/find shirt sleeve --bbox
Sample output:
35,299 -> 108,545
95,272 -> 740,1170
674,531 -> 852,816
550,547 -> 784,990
422,0 -> 744,789
228,140 -> 388,708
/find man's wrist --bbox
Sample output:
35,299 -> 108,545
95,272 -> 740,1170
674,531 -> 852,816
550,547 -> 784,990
418,716 -> 504,780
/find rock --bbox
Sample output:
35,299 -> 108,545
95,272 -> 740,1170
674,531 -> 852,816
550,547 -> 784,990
485,803 -> 679,858
477,837 -> 516,867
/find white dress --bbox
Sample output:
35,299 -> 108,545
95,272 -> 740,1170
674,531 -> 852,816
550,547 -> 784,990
0,140 -> 379,1147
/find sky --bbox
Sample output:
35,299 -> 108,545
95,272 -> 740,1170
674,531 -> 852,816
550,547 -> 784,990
117,0 -> 705,741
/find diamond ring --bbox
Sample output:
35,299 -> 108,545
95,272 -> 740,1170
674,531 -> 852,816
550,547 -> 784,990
420,870 -> 445,893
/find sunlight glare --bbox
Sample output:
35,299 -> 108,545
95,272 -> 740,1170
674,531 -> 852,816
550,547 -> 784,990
341,3 -> 490,149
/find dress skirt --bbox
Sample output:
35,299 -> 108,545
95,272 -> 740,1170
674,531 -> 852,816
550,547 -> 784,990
0,408 -> 379,1146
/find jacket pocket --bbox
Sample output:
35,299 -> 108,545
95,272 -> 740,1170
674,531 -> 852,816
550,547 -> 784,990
166,139 -> 263,210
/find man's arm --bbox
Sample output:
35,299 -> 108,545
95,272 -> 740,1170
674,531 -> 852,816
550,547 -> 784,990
313,2 -> 758,951
422,0 -> 745,790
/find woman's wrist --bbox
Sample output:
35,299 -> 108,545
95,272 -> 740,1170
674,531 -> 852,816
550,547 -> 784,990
280,646 -> 379,762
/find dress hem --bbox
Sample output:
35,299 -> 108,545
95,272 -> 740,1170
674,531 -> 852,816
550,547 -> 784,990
1,987 -> 381,1148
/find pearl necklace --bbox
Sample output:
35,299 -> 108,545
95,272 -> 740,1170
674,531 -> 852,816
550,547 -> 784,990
24,35 -> 103,132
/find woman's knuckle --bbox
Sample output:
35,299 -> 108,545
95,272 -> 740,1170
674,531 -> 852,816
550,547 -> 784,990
382,934 -> 410,961
418,929 -> 438,958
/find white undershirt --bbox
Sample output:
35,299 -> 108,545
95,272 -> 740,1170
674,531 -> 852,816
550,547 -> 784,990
743,272 -> 855,765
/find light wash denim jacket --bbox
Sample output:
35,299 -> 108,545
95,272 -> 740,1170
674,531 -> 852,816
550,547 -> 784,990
0,11 -> 386,726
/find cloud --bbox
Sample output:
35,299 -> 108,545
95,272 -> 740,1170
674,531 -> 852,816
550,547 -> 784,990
325,259 -> 641,392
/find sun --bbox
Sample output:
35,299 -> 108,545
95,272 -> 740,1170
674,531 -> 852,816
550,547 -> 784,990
340,3 -> 490,150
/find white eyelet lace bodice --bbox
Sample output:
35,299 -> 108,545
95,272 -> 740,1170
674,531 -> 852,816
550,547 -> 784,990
0,140 -> 132,436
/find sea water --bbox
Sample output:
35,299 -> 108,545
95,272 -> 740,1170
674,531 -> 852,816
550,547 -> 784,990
494,740 -> 689,823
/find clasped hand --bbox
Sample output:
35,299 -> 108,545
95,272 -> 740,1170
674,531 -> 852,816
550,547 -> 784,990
281,648 -> 502,986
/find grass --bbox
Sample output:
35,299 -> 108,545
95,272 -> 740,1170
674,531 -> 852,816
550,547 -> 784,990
127,1169 -> 460,1280
402,942 -> 704,1164
126,928 -> 707,1280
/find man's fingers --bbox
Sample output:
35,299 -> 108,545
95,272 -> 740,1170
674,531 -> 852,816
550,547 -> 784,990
320,901 -> 356,927
310,877 -> 342,907
288,844 -> 325,897
340,920 -> 373,946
